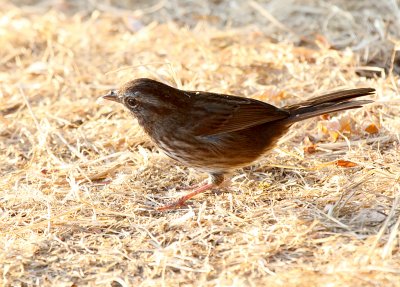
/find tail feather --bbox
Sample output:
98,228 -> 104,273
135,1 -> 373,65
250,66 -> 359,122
284,88 -> 374,123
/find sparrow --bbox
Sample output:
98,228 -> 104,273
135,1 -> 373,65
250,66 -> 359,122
103,78 -> 374,210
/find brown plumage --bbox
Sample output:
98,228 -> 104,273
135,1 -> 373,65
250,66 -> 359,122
103,78 -> 374,210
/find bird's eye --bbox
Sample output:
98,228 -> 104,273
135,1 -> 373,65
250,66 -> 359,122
126,97 -> 137,107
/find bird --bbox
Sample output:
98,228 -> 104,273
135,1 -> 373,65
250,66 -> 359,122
102,78 -> 374,211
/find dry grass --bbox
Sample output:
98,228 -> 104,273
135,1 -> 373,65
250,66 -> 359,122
1,0 -> 400,286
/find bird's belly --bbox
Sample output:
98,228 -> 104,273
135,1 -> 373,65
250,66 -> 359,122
153,123 -> 289,172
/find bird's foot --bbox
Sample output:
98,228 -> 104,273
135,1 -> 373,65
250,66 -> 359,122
157,183 -> 215,211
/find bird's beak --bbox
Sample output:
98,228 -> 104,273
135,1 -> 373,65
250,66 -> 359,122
102,90 -> 120,103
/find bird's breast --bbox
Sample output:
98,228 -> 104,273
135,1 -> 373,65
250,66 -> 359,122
145,121 -> 290,173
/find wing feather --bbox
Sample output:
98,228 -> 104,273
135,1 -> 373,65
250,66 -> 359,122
185,91 -> 289,136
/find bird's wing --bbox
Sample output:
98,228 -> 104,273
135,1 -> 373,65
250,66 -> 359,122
186,91 -> 289,136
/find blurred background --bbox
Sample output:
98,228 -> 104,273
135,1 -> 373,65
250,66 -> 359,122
6,0 -> 400,75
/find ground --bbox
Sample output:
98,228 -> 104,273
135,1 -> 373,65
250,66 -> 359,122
1,0 -> 400,286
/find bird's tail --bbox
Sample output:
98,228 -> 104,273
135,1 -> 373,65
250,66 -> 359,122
283,88 -> 375,123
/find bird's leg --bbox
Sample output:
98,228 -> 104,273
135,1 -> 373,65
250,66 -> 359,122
178,180 -> 207,191
157,183 -> 215,211
157,173 -> 224,211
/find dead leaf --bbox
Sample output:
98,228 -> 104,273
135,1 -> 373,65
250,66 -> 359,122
320,114 -> 330,120
336,160 -> 357,168
329,131 -> 339,142
365,123 -> 379,134
318,122 -> 328,135
339,116 -> 351,133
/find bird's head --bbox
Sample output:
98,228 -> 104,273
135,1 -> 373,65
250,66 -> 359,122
102,78 -> 181,120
